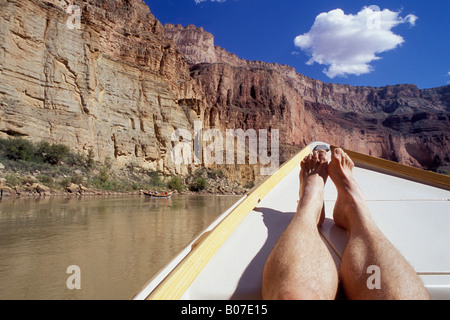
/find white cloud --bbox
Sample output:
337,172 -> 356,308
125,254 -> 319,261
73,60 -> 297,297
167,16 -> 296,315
404,14 -> 418,26
195,0 -> 226,4
294,6 -> 418,78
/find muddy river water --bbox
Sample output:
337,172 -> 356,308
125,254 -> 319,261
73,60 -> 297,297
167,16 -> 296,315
0,194 -> 241,300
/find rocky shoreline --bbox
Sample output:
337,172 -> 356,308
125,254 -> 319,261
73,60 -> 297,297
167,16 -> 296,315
0,185 -> 246,200
0,165 -> 249,200
0,136 -> 251,201
0,183 -> 248,200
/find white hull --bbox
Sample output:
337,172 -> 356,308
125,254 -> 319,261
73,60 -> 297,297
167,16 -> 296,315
133,142 -> 450,300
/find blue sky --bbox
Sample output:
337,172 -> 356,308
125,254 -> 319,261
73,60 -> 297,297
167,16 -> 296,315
145,0 -> 449,89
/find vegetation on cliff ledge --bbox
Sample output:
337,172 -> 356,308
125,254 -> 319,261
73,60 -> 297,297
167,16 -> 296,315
0,138 -> 248,197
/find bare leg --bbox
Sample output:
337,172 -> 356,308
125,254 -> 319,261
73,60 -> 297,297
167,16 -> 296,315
328,148 -> 430,300
262,151 -> 338,300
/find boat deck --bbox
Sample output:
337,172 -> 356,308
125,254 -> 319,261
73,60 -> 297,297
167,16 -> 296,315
134,142 -> 450,300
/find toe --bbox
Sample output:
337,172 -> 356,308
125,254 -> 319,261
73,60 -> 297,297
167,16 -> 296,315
312,150 -> 320,164
317,150 -> 329,163
332,148 -> 344,159
301,158 -> 306,170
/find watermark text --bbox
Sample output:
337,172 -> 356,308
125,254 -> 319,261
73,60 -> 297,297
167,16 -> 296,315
66,5 -> 81,30
66,265 -> 81,290
170,121 -> 279,175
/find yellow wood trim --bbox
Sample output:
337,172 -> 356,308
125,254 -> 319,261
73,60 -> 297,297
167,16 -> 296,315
190,231 -> 212,250
332,146 -> 450,191
418,272 -> 450,276
146,145 -> 313,300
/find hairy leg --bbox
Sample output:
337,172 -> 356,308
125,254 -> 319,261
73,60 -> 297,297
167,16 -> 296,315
328,148 -> 429,300
262,151 -> 338,300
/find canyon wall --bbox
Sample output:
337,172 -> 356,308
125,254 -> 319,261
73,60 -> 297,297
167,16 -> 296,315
0,0 -> 448,187
0,0 -> 205,177
164,23 -> 449,172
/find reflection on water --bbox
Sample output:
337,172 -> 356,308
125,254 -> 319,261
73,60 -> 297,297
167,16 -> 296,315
0,195 -> 241,300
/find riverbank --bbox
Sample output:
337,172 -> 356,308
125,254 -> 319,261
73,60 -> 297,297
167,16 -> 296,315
0,138 -> 251,199
0,167 -> 249,199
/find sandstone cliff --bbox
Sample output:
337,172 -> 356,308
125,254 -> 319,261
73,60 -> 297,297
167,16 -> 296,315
164,23 -> 450,172
0,0 -> 448,190
0,0 -> 205,177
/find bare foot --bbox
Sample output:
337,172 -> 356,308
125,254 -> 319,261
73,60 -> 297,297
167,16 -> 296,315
328,148 -> 370,231
299,150 -> 328,226
328,149 -> 430,300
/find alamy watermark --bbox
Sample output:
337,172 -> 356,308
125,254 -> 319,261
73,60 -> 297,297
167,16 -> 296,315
66,265 -> 81,290
366,5 -> 382,30
366,265 -> 381,290
66,5 -> 81,30
170,121 -> 279,176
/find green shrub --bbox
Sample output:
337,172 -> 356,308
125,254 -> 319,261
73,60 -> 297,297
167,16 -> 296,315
208,169 -> 224,179
65,148 -> 95,169
190,177 -> 208,192
90,176 -> 125,191
86,148 -> 95,168
5,173 -> 20,187
36,174 -> 55,188
98,167 -> 110,183
244,181 -> 255,189
131,182 -> 143,191
147,170 -> 166,188
193,167 -> 207,178
168,176 -> 184,192
3,138 -> 36,162
58,177 -> 72,189
35,141 -> 70,165
70,174 -> 85,185
65,152 -> 87,167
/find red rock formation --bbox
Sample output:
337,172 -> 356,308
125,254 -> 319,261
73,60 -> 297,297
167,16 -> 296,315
0,0 -> 447,186
164,23 -> 450,173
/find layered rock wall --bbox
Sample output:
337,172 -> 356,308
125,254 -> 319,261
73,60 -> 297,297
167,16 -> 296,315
0,0 -> 204,176
0,0 -> 448,187
164,23 -> 449,172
